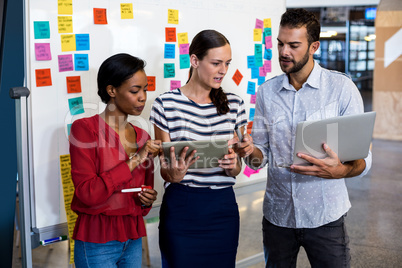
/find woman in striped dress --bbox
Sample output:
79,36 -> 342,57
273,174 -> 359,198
150,29 -> 247,268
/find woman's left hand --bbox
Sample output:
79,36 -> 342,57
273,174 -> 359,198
138,185 -> 157,207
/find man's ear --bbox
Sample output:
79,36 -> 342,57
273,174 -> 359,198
106,85 -> 116,98
310,41 -> 320,55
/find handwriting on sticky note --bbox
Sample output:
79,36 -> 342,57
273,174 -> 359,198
58,55 -> 74,72
166,27 -> 176,42
35,68 -> 52,87
66,76 -> 81,93
61,34 -> 76,52
58,16 -> 73,33
179,43 -> 189,55
255,19 -> 264,29
259,66 -> 267,77
121,3 -> 133,19
254,44 -> 263,67
170,80 -> 181,91
147,76 -> 156,91
34,21 -> 50,39
265,36 -> 272,49
164,63 -> 175,78
254,28 -> 262,42
177,32 -> 188,45
264,60 -> 272,73
74,54 -> 89,71
250,94 -> 256,104
68,97 -> 84,115
179,54 -> 190,69
264,48 -> 272,60
247,81 -> 256,95
76,34 -> 90,51
35,43 -> 51,61
94,8 -> 107,24
251,67 -> 259,79
264,18 -> 271,28
258,76 -> 265,85
232,69 -> 243,86
58,0 -> 72,15
168,9 -> 179,24
164,44 -> 175,59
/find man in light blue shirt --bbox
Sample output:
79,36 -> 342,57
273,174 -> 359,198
235,8 -> 372,268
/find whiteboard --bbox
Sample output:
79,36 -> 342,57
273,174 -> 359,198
26,0 -> 285,232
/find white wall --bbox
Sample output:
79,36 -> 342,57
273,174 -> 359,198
287,0 -> 380,8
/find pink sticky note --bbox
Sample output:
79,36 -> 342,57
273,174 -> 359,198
265,36 -> 272,49
243,166 -> 260,178
255,19 -> 264,29
170,80 -> 181,91
264,60 -> 271,73
35,43 -> 52,61
250,94 -> 256,104
179,43 -> 189,55
259,66 -> 267,77
58,54 -> 74,72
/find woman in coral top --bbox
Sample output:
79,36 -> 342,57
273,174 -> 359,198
69,53 -> 161,268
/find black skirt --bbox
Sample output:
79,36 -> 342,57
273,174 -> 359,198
159,183 -> 240,268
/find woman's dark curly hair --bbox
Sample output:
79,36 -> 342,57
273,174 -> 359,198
97,53 -> 146,103
280,8 -> 320,45
187,30 -> 230,115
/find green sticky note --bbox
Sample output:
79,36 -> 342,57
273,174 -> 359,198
164,63 -> 175,78
34,21 -> 50,39
68,96 -> 84,115
254,44 -> 263,67
179,54 -> 190,69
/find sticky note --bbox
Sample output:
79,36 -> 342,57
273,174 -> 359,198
254,44 -> 263,67
94,8 -> 107,24
258,76 -> 265,85
35,68 -> 52,87
177,32 -> 188,45
250,94 -> 256,104
179,43 -> 189,55
247,81 -> 256,95
58,0 -> 72,15
74,54 -> 89,71
68,97 -> 84,115
170,80 -> 181,91
164,63 -> 175,78
34,43 -> 51,61
264,60 -> 272,73
255,19 -> 264,29
243,165 -> 260,177
147,76 -> 156,91
76,34 -> 90,51
120,3 -> 133,19
264,48 -> 272,60
264,28 -> 272,37
168,9 -> 179,24
247,55 -> 255,69
34,21 -> 50,39
66,76 -> 81,93
265,36 -> 272,49
232,69 -> 243,86
67,124 -> 72,136
166,27 -> 176,42
253,29 -> 262,42
58,54 -> 74,72
264,18 -> 271,28
247,121 -> 253,134
164,44 -> 175,59
58,16 -> 73,33
251,67 -> 259,79
179,54 -> 190,69
61,34 -> 76,52
249,108 -> 255,121
259,66 -> 267,77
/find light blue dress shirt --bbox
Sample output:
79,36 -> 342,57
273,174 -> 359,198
247,61 -> 372,228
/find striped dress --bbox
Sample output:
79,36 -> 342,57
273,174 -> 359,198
149,88 -> 248,188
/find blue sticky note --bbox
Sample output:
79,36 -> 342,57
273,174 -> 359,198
34,21 -> 50,39
76,34 -> 90,51
247,56 -> 255,69
68,97 -> 84,115
247,81 -> 256,95
249,108 -> 255,121
67,124 -> 72,136
251,67 -> 259,79
164,44 -> 175,59
74,54 -> 89,71
264,48 -> 272,60
164,63 -> 175,78
258,76 -> 265,85
254,44 -> 263,67
179,54 -> 190,69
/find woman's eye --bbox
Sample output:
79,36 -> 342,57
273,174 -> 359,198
212,62 -> 219,66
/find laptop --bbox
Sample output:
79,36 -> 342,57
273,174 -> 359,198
291,111 -> 376,166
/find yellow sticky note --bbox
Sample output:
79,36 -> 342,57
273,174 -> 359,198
58,0 -> 73,15
253,28 -> 262,42
121,3 -> 133,19
264,18 -> 271,28
168,9 -> 179,24
58,16 -> 73,33
177,32 -> 188,45
61,34 -> 76,52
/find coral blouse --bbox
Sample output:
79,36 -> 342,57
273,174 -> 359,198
69,115 -> 153,243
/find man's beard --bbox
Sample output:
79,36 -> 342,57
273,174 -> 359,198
280,48 -> 310,74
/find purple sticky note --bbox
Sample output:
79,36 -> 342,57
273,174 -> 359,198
265,36 -> 272,49
259,66 -> 267,77
255,19 -> 264,29
243,166 -> 260,178
35,43 -> 52,61
179,43 -> 189,55
264,60 -> 272,73
170,80 -> 181,91
250,94 -> 256,104
58,54 -> 74,72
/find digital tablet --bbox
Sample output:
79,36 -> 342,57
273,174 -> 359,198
162,139 -> 229,169
291,111 -> 376,166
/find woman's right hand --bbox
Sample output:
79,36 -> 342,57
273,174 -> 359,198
159,146 -> 198,183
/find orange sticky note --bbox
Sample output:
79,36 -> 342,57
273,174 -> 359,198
35,68 -> 52,87
166,27 -> 176,42
247,121 -> 253,135
66,76 -> 82,93
232,69 -> 243,86
94,8 -> 107,24
147,76 -> 156,91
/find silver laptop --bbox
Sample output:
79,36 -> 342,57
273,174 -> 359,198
292,111 -> 376,166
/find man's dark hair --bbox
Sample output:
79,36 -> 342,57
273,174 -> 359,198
280,8 -> 320,45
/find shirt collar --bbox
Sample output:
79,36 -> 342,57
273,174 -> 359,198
279,60 -> 321,92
